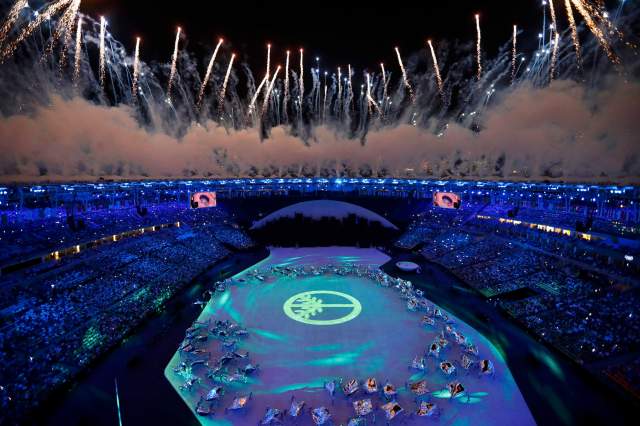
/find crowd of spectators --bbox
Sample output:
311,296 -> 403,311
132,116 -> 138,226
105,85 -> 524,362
465,216 -> 640,279
394,203 -> 480,249
0,206 -> 254,424
397,203 -> 640,399
0,203 -> 184,266
510,287 -> 640,364
0,203 -> 255,267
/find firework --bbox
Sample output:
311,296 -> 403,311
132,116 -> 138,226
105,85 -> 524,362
322,77 -> 328,122
56,0 -> 81,67
73,15 -> 82,83
131,37 -> 141,101
0,0 -> 28,49
0,0 -> 635,148
299,48 -> 304,101
99,16 -> 106,88
565,0 -> 582,67
511,25 -> 517,84
570,0 -> 618,64
218,53 -> 235,115
198,39 -> 224,108
1,0 -> 73,62
284,50 -> 290,111
380,62 -> 388,105
42,0 -> 81,65
590,0 -> 630,47
395,46 -> 414,102
337,66 -> 342,113
248,76 -> 268,114
347,63 -> 354,110
262,65 -> 281,116
365,72 -> 380,114
549,0 -> 558,35
167,26 -> 182,100
550,31 -> 560,80
248,45 -> 271,113
475,14 -> 482,80
314,56 -> 320,114
197,38 -> 223,109
427,39 -> 444,98
266,43 -> 271,79
313,58 -> 320,115
263,43 -> 271,100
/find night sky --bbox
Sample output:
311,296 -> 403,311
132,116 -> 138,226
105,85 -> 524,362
78,0 -> 553,72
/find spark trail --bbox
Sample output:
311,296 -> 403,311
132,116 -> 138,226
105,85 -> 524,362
365,72 -> 380,114
73,15 -> 82,83
0,0 -> 28,49
1,0 -> 72,62
55,0 -> 81,68
284,50 -> 290,114
570,0 -> 618,64
551,31 -> 560,80
131,37 -> 141,101
262,65 -> 281,116
197,38 -> 223,109
395,46 -> 414,102
99,16 -> 106,88
263,43 -> 271,100
167,26 -> 181,101
475,14 -> 482,80
337,66 -> 342,114
248,76 -> 268,114
512,25 -> 517,84
427,39 -> 444,98
266,43 -> 271,79
549,0 -> 558,34
322,80 -> 327,122
381,63 -> 388,106
565,0 -> 582,67
299,49 -> 304,101
347,64 -> 353,109
218,53 -> 235,115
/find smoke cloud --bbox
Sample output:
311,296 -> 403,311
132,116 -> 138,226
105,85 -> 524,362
1,75 -> 638,183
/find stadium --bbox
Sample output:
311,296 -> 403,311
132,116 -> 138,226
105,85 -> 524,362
1,1 -> 640,426
1,179 -> 638,425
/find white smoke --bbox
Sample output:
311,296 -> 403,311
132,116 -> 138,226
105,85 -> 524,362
1,75 -> 638,183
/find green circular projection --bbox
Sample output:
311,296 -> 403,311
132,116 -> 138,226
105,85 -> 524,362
283,290 -> 362,325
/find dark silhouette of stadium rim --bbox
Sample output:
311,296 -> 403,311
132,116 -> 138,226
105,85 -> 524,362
248,200 -> 400,247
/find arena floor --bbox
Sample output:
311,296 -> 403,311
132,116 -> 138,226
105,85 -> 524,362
165,247 -> 535,425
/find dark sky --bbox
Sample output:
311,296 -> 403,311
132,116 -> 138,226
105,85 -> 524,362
75,1 -> 540,70
70,1 -> 624,72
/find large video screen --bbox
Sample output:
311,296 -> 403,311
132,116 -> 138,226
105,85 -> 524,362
433,192 -> 461,209
190,192 -> 217,209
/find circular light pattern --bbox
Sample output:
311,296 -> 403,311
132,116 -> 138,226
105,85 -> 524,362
283,290 -> 362,326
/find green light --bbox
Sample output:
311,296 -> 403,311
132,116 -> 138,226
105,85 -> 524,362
432,390 -> 488,404
81,325 -> 103,351
306,343 -> 343,352
263,379 -> 331,394
408,371 -> 426,382
249,328 -> 287,341
532,347 -> 565,380
283,290 -> 362,326
216,291 -> 231,307
304,351 -> 360,366
432,389 -> 452,399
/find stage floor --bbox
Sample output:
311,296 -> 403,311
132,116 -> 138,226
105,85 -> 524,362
165,247 -> 535,425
